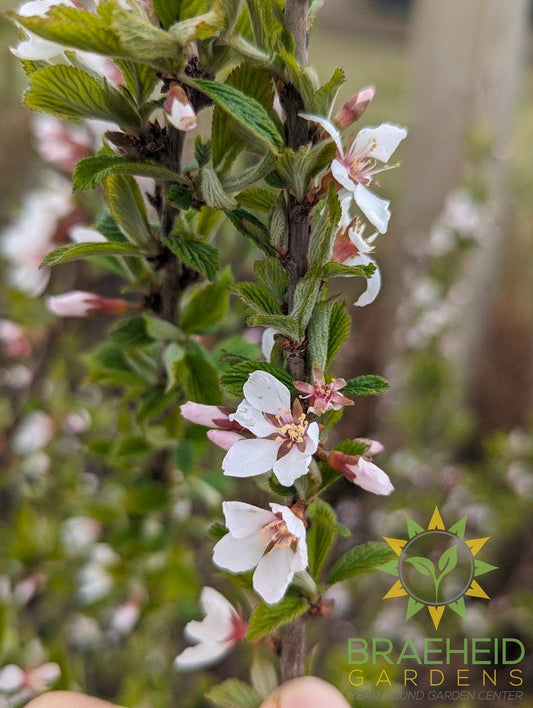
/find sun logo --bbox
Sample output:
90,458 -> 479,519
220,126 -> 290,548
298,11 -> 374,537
379,507 -> 497,630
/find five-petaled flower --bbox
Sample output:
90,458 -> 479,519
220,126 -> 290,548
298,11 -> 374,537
302,113 -> 407,234
222,371 -> 319,487
213,501 -> 308,605
174,587 -> 247,670
294,368 -> 353,416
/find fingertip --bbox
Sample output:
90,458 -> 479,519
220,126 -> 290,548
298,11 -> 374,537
26,691 -> 121,708
260,676 -> 350,708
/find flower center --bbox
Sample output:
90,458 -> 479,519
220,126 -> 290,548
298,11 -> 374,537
260,518 -> 297,554
274,412 -> 309,447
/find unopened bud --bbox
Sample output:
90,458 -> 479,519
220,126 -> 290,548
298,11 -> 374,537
47,291 -> 134,317
164,84 -> 197,131
334,85 -> 375,129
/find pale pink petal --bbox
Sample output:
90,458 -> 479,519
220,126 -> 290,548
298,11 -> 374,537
69,226 -> 106,244
305,421 -> 320,453
222,437 -> 280,478
29,662 -> 61,688
253,546 -> 295,604
299,113 -> 344,155
0,665 -> 24,692
331,159 -> 356,192
174,640 -> 232,670
344,254 -> 381,307
273,446 -> 312,486
351,124 -> 407,163
213,532 -> 265,573
222,501 -> 275,538
352,458 -> 394,495
207,429 -> 244,451
231,399 -> 278,437
180,402 -> 229,427
354,184 -> 391,234
243,371 -> 291,414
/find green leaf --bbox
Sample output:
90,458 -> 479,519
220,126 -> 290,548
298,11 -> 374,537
246,597 -> 309,641
335,439 -> 371,457
109,316 -> 151,348
311,67 -> 345,117
237,187 -> 279,211
254,258 -> 288,301
181,279 -> 229,333
200,167 -> 238,210
308,185 -> 341,267
73,155 -> 181,192
95,213 -> 128,242
221,361 -> 293,398
327,542 -> 396,585
165,236 -> 219,280
226,209 -> 277,256
206,679 -> 263,708
41,241 -> 141,267
212,65 -> 276,167
291,270 -> 322,332
307,298 -> 333,371
182,347 -> 222,404
246,314 -> 300,341
143,314 -> 183,342
438,545 -> 458,577
244,0 -> 278,51
24,64 -> 140,131
230,282 -> 281,315
103,174 -> 154,249
341,375 -> 390,397
275,146 -> 315,202
191,78 -> 282,153
321,261 -> 375,279
326,301 -> 350,367
307,499 -> 338,580
114,59 -> 158,104
167,184 -> 193,210
152,0 -> 181,29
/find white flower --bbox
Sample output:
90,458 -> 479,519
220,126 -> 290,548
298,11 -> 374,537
164,84 -> 197,131
334,211 -> 382,307
302,113 -> 407,233
47,291 -> 130,317
222,371 -> 320,487
109,598 -> 141,637
1,179 -> 73,295
175,587 -> 247,670
11,0 -> 73,61
213,501 -> 308,605
60,516 -> 101,554
12,412 -> 54,455
32,116 -> 93,173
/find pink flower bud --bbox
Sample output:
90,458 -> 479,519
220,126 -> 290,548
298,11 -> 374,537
327,449 -> 393,496
47,291 -> 132,317
334,85 -> 375,129
0,319 -> 32,357
164,84 -> 197,131
180,402 -> 240,430
207,429 -> 245,451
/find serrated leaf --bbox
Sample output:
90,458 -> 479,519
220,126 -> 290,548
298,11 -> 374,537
167,184 -> 193,210
211,65 -> 276,167
24,64 -> 140,131
181,279 -> 229,333
321,261 -> 375,279
182,349 -> 222,404
326,301 -> 350,367
200,167 -> 238,210
73,155 -> 181,192
103,174 -> 154,249
291,271 -> 322,332
311,67 -> 345,117
254,258 -> 288,301
307,499 -> 338,580
221,361 -> 293,398
308,184 -> 341,267
152,0 -> 181,29
95,213 -> 128,242
165,236 -> 219,280
226,209 -> 277,256
327,542 -> 395,585
335,440 -> 370,456
230,282 -> 281,315
143,314 -> 182,342
307,298 -> 333,371
191,78 -> 282,153
41,241 -> 140,267
341,375 -> 390,396
246,314 -> 300,341
206,679 -> 263,708
237,187 -> 278,211
115,59 -> 158,104
246,597 -> 308,641
109,316 -> 151,348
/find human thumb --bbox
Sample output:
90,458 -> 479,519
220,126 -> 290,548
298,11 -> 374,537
260,677 -> 349,708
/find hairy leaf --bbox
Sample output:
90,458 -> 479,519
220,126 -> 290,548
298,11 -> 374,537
341,375 -> 390,396
73,155 -> 181,192
41,241 -> 140,267
327,542 -> 395,585
165,235 -> 219,281
246,596 -> 309,641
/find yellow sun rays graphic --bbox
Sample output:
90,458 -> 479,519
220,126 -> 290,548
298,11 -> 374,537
379,507 -> 497,630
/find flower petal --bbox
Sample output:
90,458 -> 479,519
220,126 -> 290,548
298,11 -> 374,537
180,402 -> 230,427
253,546 -> 295,604
331,159 -> 356,192
273,446 -> 312,486
243,371 -> 291,415
184,587 -> 234,643
213,532 -> 265,573
299,113 -> 344,155
0,665 -> 25,692
353,458 -> 394,495
174,640 -> 232,670
232,399 -> 278,437
305,421 -> 320,453
354,184 -> 391,234
344,255 -> 382,307
207,429 -> 244,451
351,124 -> 407,163
222,501 -> 275,538
222,437 -> 280,478
261,328 -> 277,361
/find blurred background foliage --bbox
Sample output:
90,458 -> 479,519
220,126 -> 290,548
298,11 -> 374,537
0,0 -> 532,706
